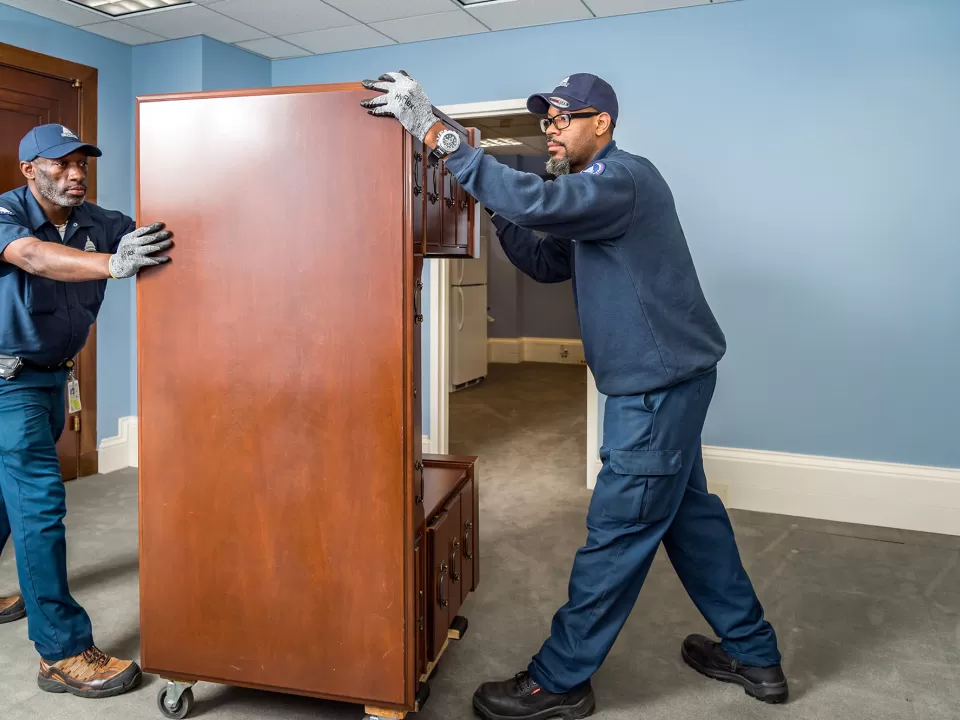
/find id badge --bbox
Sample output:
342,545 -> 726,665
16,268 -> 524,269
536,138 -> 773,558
67,376 -> 81,414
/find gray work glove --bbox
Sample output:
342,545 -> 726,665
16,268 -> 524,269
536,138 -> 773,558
360,70 -> 438,142
109,222 -> 172,279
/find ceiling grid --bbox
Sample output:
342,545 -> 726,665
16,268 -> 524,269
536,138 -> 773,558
0,0 -> 735,59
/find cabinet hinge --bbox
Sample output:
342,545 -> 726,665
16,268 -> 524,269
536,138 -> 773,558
72,79 -> 82,89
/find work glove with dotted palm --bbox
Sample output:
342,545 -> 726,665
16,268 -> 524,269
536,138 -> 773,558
360,70 -> 439,142
109,222 -> 172,278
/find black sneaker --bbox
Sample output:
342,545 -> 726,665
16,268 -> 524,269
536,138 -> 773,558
473,671 -> 595,720
682,634 -> 788,704
0,595 -> 26,624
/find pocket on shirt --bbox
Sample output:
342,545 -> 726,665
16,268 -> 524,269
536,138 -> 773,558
595,448 -> 683,526
75,279 -> 105,310
24,274 -> 58,314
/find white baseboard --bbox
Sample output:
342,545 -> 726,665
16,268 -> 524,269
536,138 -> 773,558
488,338 -> 585,365
98,416 -> 138,474
589,446 -> 960,536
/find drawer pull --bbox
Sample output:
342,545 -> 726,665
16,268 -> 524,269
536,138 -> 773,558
451,540 -> 460,583
463,521 -> 473,560
413,151 -> 423,197
414,460 -> 424,504
428,164 -> 439,205
438,562 -> 448,607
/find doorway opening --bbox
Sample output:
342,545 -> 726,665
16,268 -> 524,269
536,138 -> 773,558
428,99 -> 600,489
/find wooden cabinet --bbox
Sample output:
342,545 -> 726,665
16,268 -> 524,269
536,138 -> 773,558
413,124 -> 481,258
135,83 -> 480,720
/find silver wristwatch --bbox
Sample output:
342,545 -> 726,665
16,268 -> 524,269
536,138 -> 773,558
431,129 -> 461,160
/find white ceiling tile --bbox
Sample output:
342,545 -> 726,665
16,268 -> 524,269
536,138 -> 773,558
78,20 -> 165,44
465,0 -> 593,32
206,0 -> 356,37
584,0 -> 723,18
123,4 -> 267,42
235,36 -> 312,59
0,0 -> 104,26
323,0 -> 460,24
371,10 -> 487,44
282,24 -> 395,55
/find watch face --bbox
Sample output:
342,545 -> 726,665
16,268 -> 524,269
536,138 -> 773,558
440,131 -> 459,152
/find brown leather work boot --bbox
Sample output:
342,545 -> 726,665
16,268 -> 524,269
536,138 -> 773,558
0,595 -> 26,624
38,646 -> 142,698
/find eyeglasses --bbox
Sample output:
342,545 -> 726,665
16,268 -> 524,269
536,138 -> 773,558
539,111 -> 602,133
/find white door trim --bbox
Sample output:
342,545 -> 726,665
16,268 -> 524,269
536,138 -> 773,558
430,98 -> 600,474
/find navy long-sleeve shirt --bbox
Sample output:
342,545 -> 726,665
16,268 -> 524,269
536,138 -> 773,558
443,139 -> 726,396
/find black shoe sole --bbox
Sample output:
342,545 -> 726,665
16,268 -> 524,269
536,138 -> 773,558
472,692 -> 595,720
0,609 -> 26,624
682,647 -> 788,704
38,667 -> 142,699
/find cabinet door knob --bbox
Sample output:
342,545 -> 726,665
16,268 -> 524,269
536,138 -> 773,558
438,562 -> 449,607
463,521 -> 473,560
451,540 -> 460,583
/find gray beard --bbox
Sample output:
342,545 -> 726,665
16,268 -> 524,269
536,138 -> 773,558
545,156 -> 571,176
34,170 -> 84,207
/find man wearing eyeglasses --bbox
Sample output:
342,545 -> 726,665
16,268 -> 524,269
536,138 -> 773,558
361,72 -> 788,720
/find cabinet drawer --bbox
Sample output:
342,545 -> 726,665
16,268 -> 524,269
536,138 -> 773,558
419,127 -> 479,259
411,143 -> 427,256
458,477 -> 476,601
414,532 -> 427,678
426,508 -> 454,662
444,492 -> 464,620
440,163 -> 458,249
424,158 -> 443,254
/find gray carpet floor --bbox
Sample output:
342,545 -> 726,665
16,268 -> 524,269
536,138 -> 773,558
1,362 -> 958,720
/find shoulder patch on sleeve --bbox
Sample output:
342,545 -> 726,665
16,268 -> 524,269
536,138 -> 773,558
581,161 -> 605,176
0,205 -> 14,215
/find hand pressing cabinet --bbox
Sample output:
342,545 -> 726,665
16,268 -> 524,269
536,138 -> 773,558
135,83 -> 480,720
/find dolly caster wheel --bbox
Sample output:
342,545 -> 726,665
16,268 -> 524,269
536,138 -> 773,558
157,684 -> 194,719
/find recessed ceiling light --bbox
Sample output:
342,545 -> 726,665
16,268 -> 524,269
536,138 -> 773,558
457,0 -> 519,6
62,0 -> 194,18
480,138 -> 524,147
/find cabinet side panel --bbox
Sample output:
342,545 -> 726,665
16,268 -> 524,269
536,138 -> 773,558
137,90 -> 407,705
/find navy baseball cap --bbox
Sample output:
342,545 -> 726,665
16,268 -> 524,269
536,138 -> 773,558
527,73 -> 619,126
18,124 -> 102,163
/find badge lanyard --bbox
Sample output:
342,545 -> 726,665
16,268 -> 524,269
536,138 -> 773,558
67,367 -> 81,414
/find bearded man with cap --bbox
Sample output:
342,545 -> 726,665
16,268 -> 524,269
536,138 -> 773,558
360,73 -> 788,718
0,124 -> 171,698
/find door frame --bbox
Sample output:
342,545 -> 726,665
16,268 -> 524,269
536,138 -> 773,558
429,98 -> 601,489
0,42 -> 100,476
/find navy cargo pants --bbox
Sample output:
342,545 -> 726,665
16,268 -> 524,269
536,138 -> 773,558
0,368 -> 94,661
529,368 -> 780,692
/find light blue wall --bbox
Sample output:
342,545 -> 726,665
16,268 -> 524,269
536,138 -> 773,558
0,2 -> 134,441
274,0 -> 960,469
200,36 -> 271,92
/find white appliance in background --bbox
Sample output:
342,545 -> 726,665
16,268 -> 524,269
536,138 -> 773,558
449,214 -> 490,392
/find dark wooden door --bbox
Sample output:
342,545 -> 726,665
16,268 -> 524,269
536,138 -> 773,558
0,45 -> 98,480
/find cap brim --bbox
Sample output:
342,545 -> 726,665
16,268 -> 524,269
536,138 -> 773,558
526,92 -> 591,115
38,141 -> 102,159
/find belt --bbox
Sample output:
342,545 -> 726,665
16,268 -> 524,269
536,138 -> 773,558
21,358 -> 75,372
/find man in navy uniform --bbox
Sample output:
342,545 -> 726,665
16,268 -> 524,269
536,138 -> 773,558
0,124 -> 170,698
361,73 -> 788,719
